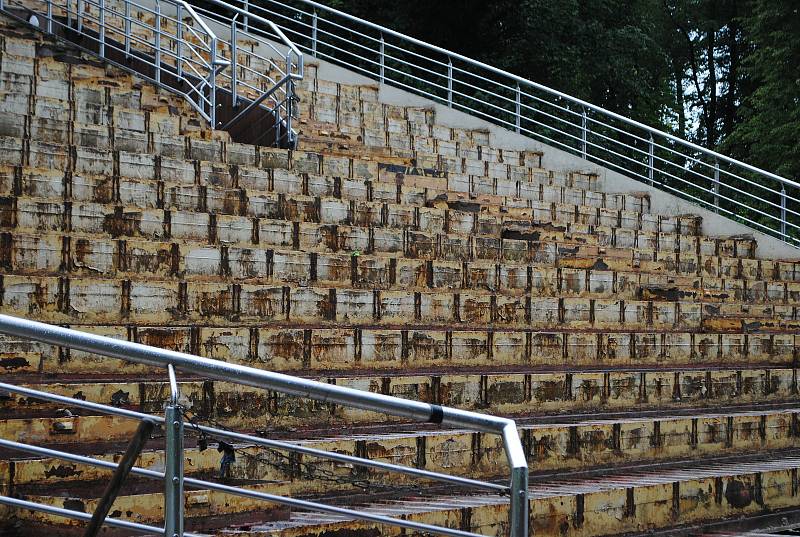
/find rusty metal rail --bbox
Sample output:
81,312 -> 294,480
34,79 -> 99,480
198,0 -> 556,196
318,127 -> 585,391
0,313 -> 529,537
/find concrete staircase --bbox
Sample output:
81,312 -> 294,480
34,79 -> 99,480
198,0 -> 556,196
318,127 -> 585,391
1,11 -> 800,537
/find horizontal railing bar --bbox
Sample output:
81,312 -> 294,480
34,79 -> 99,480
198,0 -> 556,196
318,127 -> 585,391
0,316 -> 518,436
0,382 -> 507,491
0,439 -> 491,537
0,495 -> 206,536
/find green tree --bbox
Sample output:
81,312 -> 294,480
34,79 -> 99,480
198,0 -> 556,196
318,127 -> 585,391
726,1 -> 800,180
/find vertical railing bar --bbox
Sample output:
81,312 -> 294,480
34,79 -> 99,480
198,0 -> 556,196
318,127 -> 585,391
242,0 -> 248,31
379,33 -> 384,84
231,14 -> 238,107
164,364 -> 184,537
515,84 -> 521,134
123,0 -> 130,57
209,36 -> 218,127
713,159 -> 720,213
311,11 -> 317,56
781,187 -> 787,239
76,0 -> 83,33
648,136 -> 654,186
154,0 -> 161,85
175,4 -> 182,79
447,58 -> 453,107
98,0 -> 104,57
581,107 -> 587,159
46,0 -> 52,33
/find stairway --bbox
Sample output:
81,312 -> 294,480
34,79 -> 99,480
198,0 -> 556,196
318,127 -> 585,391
1,8 -> 800,537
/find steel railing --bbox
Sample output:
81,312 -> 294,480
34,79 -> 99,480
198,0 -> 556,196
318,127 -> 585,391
0,0 -> 303,146
236,0 -> 800,247
0,313 -> 529,537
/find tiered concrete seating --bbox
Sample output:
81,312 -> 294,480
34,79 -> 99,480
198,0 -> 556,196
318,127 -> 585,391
1,14 -> 800,537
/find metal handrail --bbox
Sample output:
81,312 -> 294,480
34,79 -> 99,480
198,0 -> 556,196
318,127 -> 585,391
0,0 -> 303,147
0,313 -> 529,537
239,0 -> 799,247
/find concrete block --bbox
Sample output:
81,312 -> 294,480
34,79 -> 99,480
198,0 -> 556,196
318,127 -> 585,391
188,282 -> 234,319
121,239 -> 173,277
129,281 -> 179,321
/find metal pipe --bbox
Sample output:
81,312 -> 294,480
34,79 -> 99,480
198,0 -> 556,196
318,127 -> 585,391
714,160 -> 720,213
0,495 -> 186,536
168,363 -> 179,405
311,11 -> 317,56
242,0 -> 248,31
0,439 -> 489,537
648,136 -> 654,186
379,33 -> 384,83
581,108 -> 587,159
0,316 -> 519,435
231,15 -> 238,107
83,420 -> 155,537
447,58 -> 453,106
46,0 -> 52,33
219,72 -> 293,131
515,84 -> 520,133
175,4 -> 182,78
782,187 -> 787,239
209,37 -> 218,126
124,0 -> 130,57
164,403 -> 184,537
0,380 -> 505,492
98,0 -> 104,56
155,0 -> 161,85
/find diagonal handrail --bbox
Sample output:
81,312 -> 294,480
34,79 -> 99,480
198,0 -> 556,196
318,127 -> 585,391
238,0 -> 800,247
0,0 -> 304,147
0,313 -> 529,537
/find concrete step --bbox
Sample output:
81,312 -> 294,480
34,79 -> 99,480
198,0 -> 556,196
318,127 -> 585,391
3,231 -> 799,308
8,449 -> 800,537
1,369 -> 797,434
2,272 -> 798,333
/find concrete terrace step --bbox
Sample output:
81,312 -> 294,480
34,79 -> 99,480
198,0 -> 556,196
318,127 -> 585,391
3,230 -> 798,308
1,369 -> 798,433
0,318 -> 796,375
2,272 -> 799,334
4,411 -> 800,533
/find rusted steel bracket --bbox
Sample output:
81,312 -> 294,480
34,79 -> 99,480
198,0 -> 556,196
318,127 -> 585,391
83,419 -> 155,537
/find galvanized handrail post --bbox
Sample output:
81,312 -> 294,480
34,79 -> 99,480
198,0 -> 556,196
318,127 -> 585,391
98,0 -> 105,56
514,84 -> 521,134
311,11 -> 318,56
648,136 -> 654,186
123,0 -> 130,57
76,0 -> 83,33
209,37 -> 218,127
175,4 -> 182,78
164,364 -> 184,537
581,107 -> 587,159
781,187 -> 787,238
285,62 -> 293,133
713,159 -> 720,213
242,0 -> 249,31
45,0 -> 52,33
379,33 -> 384,84
231,14 -> 238,107
154,0 -> 161,84
504,424 -> 529,537
447,58 -> 453,107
